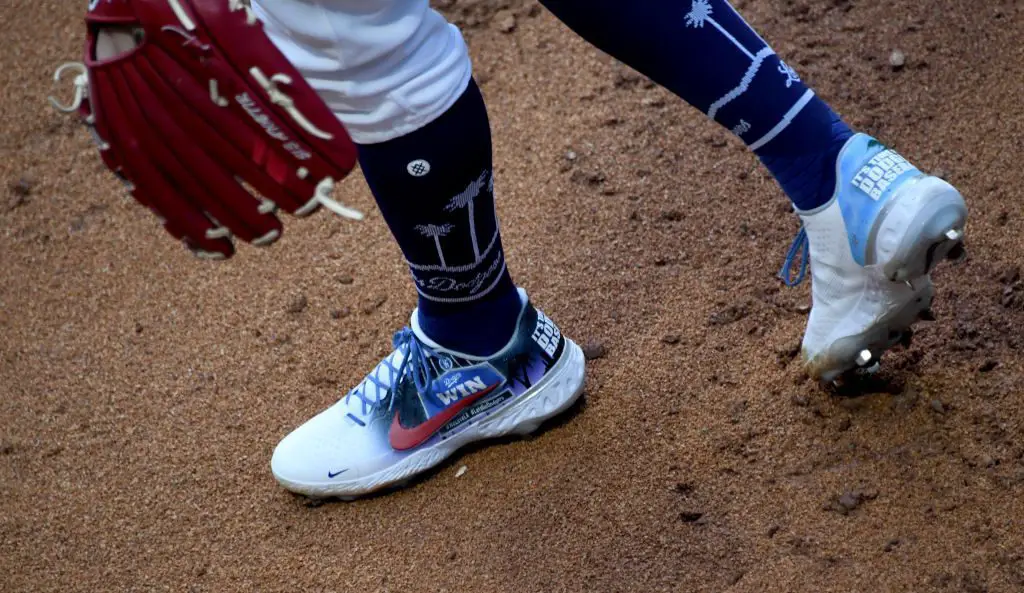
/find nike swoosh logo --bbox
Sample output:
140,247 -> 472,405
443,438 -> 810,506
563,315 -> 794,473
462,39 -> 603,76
327,469 -> 348,479
389,383 -> 500,451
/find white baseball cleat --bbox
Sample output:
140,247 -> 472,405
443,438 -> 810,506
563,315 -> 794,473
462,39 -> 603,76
271,288 -> 586,499
780,134 -> 968,382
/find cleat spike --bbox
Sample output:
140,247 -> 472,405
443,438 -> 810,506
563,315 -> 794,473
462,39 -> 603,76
944,229 -> 963,241
855,349 -> 873,367
899,329 -> 914,348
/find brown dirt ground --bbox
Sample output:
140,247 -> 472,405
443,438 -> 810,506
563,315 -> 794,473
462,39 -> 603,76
3,0 -> 1024,591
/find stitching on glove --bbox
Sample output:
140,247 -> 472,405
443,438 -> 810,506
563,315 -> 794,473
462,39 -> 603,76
249,68 -> 335,141
166,0 -> 198,31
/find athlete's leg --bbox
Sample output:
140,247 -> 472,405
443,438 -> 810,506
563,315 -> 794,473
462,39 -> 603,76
540,0 -> 849,210
540,0 -> 968,380
252,0 -> 585,498
254,0 -> 519,357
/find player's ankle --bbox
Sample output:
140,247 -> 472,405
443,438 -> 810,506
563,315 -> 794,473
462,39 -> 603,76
415,277 -> 522,357
755,99 -> 853,211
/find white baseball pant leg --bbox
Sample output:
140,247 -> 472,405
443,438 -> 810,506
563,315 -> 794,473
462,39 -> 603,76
250,0 -> 473,145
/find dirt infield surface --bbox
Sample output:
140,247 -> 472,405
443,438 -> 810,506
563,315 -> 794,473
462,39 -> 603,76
3,1 -> 1024,591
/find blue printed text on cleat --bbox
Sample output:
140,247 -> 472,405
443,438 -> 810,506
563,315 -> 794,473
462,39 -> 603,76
836,134 -> 923,266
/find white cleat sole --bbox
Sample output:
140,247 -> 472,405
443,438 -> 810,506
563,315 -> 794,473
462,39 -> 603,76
276,340 -> 587,500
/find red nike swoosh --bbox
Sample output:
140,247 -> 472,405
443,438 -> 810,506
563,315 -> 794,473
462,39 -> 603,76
389,384 -> 500,451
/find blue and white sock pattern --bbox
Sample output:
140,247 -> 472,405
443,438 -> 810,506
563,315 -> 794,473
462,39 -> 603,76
679,0 -> 814,148
407,169 -> 508,304
541,0 -> 815,147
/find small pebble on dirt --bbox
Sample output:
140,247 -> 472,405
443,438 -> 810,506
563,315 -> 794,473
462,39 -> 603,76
828,489 -> 877,515
838,491 -> 862,512
930,399 -> 946,414
661,334 -> 681,345
583,341 -> 607,360
679,511 -> 703,523
889,49 -> 906,70
493,10 -> 516,33
336,274 -> 354,285
659,209 -> 684,222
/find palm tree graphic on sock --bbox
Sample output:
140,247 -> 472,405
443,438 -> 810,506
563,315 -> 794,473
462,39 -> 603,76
684,0 -> 757,59
686,0 -> 801,125
415,223 -> 454,268
445,170 -> 490,262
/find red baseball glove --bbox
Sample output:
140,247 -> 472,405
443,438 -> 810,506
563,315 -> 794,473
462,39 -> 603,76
50,0 -> 361,259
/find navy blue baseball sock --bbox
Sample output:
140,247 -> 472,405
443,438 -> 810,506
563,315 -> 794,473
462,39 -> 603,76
356,79 -> 520,357
540,0 -> 853,210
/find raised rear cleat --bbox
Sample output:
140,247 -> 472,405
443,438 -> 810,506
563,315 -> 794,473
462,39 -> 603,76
780,134 -> 968,382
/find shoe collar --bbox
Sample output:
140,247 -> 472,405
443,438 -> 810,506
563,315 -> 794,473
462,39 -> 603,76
795,132 -> 876,218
